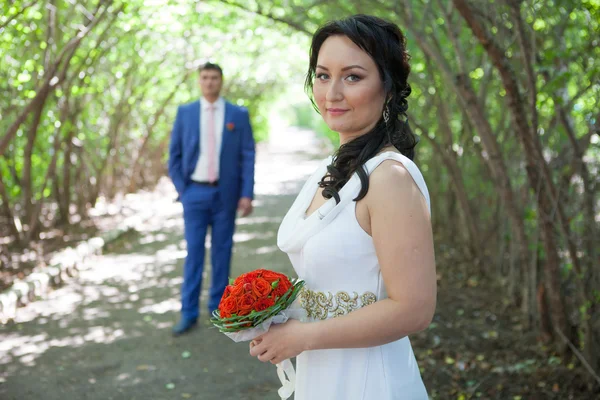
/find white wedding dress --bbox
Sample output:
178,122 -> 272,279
277,151 -> 430,400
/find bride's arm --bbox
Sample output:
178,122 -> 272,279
303,160 -> 437,350
250,161 -> 437,364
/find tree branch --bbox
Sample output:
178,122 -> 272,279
214,0 -> 312,35
509,1 -> 537,140
0,0 -> 38,30
0,174 -> 22,243
437,0 -> 468,73
554,326 -> 600,386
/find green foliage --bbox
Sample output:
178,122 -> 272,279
0,0 -> 308,217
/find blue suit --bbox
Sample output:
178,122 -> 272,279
168,99 -> 255,320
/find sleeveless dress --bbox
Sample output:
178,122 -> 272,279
277,152 -> 431,400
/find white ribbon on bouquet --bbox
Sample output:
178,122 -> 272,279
223,303 -> 307,400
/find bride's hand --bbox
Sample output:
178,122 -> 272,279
249,320 -> 310,364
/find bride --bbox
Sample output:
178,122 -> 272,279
250,14 -> 437,399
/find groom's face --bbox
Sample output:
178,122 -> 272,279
199,69 -> 223,97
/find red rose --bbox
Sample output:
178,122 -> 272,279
230,283 -> 245,298
252,278 -> 272,298
233,273 -> 247,286
219,296 -> 238,316
238,293 -> 255,314
261,270 -> 287,284
253,297 -> 275,312
272,277 -> 292,298
220,285 -> 233,303
234,271 -> 259,286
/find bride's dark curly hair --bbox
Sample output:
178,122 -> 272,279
305,14 -> 419,202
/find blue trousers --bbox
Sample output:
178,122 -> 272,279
180,183 -> 236,320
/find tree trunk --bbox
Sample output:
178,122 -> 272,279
20,103 -> 45,226
419,124 -> 481,269
0,176 -> 22,245
25,98 -> 70,242
537,282 -> 553,344
127,72 -> 191,192
74,149 -> 90,218
401,14 -> 531,307
437,100 -> 483,269
88,106 -> 129,206
57,128 -> 76,225
452,0 -> 577,354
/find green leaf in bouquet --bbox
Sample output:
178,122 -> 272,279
271,279 -> 279,289
229,277 -> 235,285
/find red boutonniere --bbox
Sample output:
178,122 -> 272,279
226,122 -> 235,131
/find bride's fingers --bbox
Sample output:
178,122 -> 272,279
250,341 -> 267,357
249,342 -> 258,356
257,349 -> 274,363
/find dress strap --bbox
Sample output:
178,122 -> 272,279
362,152 -> 431,214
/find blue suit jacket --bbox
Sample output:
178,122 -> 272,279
168,100 -> 256,211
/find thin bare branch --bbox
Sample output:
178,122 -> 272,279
509,1 -> 538,139
436,0 -> 467,73
0,0 -> 38,30
214,0 -> 312,35
555,326 -> 600,386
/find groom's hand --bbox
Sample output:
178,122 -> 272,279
238,197 -> 253,217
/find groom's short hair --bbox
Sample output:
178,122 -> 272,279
199,62 -> 223,77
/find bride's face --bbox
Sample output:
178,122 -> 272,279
313,35 -> 386,144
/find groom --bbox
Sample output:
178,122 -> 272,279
168,62 -> 256,336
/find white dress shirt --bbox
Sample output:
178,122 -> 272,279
191,96 -> 225,182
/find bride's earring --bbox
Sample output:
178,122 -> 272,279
383,105 -> 390,124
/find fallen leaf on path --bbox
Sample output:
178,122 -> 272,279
136,365 -> 156,371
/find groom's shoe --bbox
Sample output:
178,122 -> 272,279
172,317 -> 198,336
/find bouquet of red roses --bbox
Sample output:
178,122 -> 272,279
211,269 -> 305,336
211,269 -> 305,400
